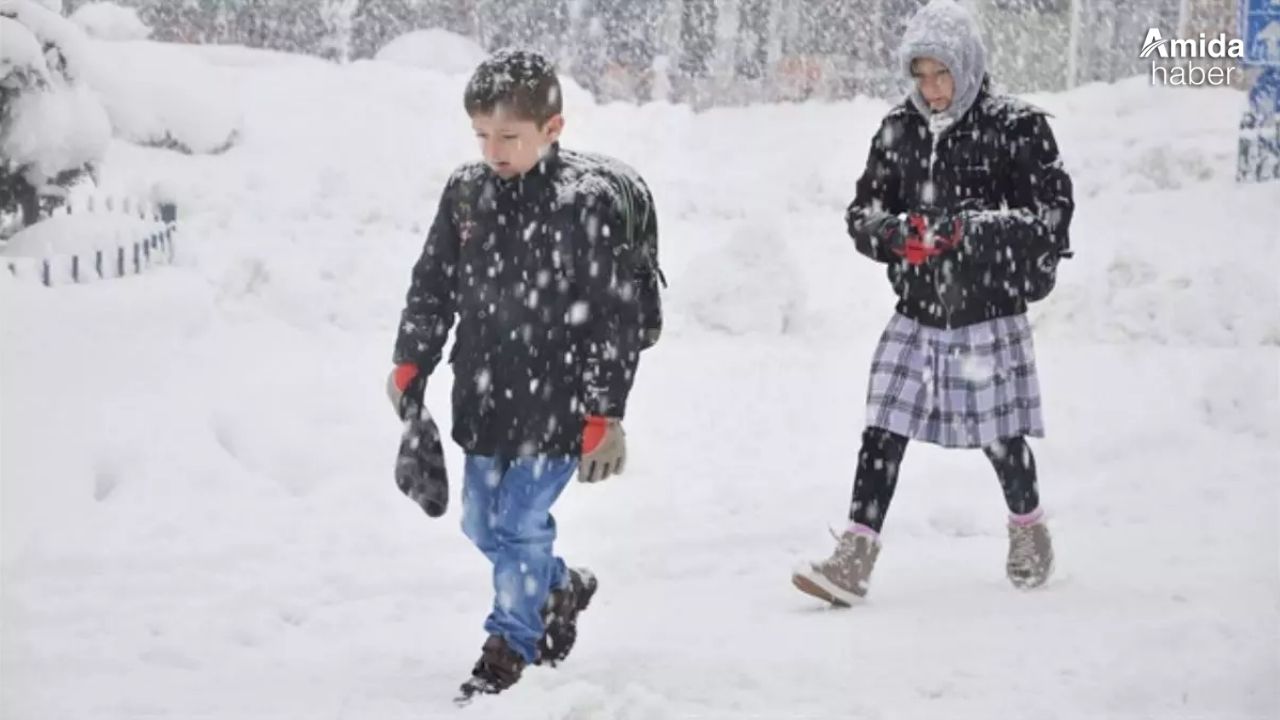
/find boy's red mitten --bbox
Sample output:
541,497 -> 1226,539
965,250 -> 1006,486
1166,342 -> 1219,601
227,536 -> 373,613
581,415 -> 626,483
386,363 -> 422,418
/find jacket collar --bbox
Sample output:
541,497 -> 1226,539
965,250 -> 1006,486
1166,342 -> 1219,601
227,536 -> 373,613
489,141 -> 561,190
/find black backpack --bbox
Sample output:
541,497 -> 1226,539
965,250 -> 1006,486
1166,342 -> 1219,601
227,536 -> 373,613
1024,248 -> 1070,303
449,154 -> 665,348
603,169 -> 665,349
1023,210 -> 1072,303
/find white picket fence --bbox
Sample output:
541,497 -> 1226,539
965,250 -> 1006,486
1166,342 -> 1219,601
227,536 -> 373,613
2,196 -> 178,287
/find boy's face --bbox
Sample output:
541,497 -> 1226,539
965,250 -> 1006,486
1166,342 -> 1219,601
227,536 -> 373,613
911,57 -> 954,112
471,110 -> 564,179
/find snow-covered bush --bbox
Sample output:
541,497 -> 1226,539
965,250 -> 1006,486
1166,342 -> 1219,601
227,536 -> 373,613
69,1 -> 149,41
0,0 -> 107,234
373,27 -> 485,75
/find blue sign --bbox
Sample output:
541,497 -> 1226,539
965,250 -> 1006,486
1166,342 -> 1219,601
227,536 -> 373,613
1251,65 -> 1280,115
1238,67 -> 1280,182
1242,0 -> 1280,66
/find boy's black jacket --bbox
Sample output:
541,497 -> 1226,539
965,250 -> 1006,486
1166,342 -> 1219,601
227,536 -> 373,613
394,144 -> 646,458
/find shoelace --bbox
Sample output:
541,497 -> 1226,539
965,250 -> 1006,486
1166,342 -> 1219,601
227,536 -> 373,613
824,526 -> 863,565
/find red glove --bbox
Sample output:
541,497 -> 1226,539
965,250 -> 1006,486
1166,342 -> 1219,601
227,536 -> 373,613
931,214 -> 964,251
899,214 -> 935,265
393,363 -> 419,392
896,213 -> 963,265
386,363 -> 422,417
901,242 -> 934,265
580,415 -> 626,482
582,415 -> 609,454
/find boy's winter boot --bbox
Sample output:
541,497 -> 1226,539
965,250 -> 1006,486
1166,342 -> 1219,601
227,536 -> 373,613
791,529 -> 880,606
456,635 -> 526,702
1007,516 -> 1054,589
536,567 -> 598,666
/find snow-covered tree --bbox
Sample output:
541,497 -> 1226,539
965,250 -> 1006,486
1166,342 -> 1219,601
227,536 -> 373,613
0,0 -> 107,236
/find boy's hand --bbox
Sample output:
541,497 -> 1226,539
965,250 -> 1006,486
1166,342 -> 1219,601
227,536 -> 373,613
386,363 -> 423,419
581,416 -> 625,483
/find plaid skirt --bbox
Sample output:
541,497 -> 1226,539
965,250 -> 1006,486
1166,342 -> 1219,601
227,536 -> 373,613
865,313 -> 1045,448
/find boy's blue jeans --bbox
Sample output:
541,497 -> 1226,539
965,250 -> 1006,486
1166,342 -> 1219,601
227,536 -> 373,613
460,455 -> 577,664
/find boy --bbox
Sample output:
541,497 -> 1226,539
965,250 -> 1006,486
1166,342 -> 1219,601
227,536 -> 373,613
791,0 -> 1075,606
387,50 -> 660,700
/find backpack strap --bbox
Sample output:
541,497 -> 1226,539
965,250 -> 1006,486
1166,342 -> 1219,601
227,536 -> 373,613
611,176 -> 667,288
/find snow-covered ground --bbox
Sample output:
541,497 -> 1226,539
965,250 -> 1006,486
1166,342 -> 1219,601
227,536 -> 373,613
2,34 -> 1277,720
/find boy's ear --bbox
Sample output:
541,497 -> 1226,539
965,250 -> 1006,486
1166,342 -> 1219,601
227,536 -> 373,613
543,114 -> 565,143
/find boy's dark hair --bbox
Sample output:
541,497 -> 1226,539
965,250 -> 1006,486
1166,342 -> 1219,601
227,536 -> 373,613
463,50 -> 563,126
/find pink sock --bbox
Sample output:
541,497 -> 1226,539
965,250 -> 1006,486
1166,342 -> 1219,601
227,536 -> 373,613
846,522 -> 880,539
1009,507 -> 1045,527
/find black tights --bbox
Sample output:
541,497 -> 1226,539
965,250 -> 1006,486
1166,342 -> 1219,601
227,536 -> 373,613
849,427 -> 1040,533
